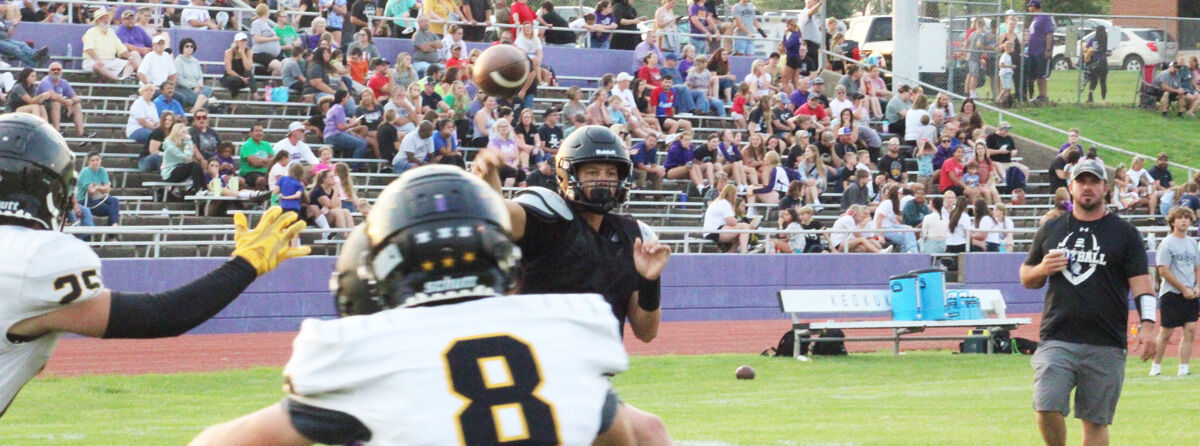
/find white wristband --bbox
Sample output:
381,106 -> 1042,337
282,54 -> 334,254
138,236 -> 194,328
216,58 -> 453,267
1138,294 -> 1157,323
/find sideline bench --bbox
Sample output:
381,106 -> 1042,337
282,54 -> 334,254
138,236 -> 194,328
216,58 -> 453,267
777,289 -> 1031,357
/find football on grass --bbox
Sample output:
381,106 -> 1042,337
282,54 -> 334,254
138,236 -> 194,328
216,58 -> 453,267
735,365 -> 755,380
472,44 -> 531,98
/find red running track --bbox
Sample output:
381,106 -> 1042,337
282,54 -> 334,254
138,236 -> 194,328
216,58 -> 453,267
42,314 -> 1195,376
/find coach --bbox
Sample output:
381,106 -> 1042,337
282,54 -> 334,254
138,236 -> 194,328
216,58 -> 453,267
1019,159 -> 1156,446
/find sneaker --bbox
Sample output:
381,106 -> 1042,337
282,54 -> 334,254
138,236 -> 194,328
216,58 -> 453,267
1150,363 -> 1162,376
737,184 -> 748,195
880,245 -> 893,253
250,190 -> 272,203
32,47 -> 49,67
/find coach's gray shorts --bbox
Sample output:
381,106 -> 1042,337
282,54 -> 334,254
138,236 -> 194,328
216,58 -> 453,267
1031,340 -> 1126,425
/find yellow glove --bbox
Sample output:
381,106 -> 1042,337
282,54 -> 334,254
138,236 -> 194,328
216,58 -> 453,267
232,206 -> 311,276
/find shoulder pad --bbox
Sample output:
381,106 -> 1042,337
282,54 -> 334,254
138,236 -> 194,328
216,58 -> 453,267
513,187 -> 573,222
637,220 -> 658,243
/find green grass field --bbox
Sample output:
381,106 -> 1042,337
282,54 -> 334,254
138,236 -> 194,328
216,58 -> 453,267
969,69 -> 1200,179
4,353 -> 1199,445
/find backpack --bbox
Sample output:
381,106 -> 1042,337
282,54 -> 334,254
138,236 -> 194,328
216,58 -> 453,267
764,329 -> 847,357
1002,166 -> 1026,193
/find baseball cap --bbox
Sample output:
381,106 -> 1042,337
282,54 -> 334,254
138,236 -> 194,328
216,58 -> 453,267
1169,60 -> 1180,68
152,34 -> 168,44
812,77 -> 825,85
121,9 -> 135,18
1070,159 -> 1107,183
616,72 -> 634,82
998,121 -> 1012,129
1026,0 -> 1041,7
234,32 -> 248,42
288,121 -> 306,133
664,53 -> 678,61
887,137 -> 900,146
92,8 -> 111,22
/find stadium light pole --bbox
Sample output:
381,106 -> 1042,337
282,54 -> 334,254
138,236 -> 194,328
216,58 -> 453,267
892,0 -> 919,94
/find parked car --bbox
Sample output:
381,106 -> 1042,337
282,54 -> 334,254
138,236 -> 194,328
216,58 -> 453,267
844,15 -> 945,69
1051,27 -> 1178,72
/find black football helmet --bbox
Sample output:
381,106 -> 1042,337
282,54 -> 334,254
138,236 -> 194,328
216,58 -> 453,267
0,113 -> 76,231
554,125 -> 633,214
331,165 -> 521,316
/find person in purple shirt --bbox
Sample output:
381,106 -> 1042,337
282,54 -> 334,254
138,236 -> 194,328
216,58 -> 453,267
789,77 -> 812,109
633,30 -> 665,73
931,134 -> 957,174
591,0 -> 616,49
1025,0 -> 1054,103
630,133 -> 664,189
115,9 -> 153,57
323,90 -> 369,160
663,131 -> 711,194
36,62 -> 87,137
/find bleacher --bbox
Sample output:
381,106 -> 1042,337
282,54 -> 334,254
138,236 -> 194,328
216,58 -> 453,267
10,23 -> 1172,258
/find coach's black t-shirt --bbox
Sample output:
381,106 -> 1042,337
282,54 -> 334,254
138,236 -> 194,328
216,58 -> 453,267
1024,211 -> 1148,349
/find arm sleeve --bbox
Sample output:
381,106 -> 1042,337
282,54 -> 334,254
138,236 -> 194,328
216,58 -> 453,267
102,257 -> 257,338
1023,222 -> 1049,267
284,398 -> 372,445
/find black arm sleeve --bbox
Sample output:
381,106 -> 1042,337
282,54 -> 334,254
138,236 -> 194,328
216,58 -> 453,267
102,257 -> 257,339
284,398 -> 372,444
637,277 -> 661,311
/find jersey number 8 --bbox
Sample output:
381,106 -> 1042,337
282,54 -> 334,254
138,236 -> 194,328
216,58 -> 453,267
443,334 -> 560,445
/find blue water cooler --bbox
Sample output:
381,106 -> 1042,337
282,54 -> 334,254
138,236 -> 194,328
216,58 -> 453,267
912,268 -> 948,321
889,274 -> 920,321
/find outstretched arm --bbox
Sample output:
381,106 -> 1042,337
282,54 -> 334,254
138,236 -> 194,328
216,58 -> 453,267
8,208 -> 309,340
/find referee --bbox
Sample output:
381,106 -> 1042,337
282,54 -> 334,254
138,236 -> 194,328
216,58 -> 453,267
1020,159 -> 1157,446
1151,207 -> 1199,377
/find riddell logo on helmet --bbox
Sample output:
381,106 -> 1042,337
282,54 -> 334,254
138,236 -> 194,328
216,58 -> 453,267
596,150 -> 617,156
422,275 -> 480,293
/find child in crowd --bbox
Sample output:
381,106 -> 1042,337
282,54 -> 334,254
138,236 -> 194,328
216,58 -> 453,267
730,83 -> 750,129
313,147 -> 335,174
914,138 -> 936,194
277,162 -> 307,220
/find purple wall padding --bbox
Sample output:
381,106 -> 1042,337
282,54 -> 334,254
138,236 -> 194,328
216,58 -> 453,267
18,23 -> 754,81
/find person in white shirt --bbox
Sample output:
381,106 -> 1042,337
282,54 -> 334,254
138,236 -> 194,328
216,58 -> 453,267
125,83 -> 159,143
903,94 -> 930,144
180,0 -> 220,30
393,120 -> 435,173
612,72 -> 660,138
981,202 -> 1014,252
828,85 -> 855,119
702,184 -> 750,253
274,121 -> 319,165
874,183 -> 918,253
1126,155 -> 1159,213
921,196 -> 949,253
136,34 -> 176,87
830,204 -> 882,253
943,193 -> 970,253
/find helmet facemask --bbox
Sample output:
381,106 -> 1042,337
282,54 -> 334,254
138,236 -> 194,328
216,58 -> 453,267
558,158 -> 632,214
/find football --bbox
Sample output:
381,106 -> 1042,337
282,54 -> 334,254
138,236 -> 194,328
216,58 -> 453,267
735,365 -> 755,380
472,44 -> 532,98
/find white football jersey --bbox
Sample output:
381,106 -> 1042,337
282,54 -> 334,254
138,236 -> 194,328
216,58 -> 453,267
284,292 -> 628,445
0,226 -> 104,416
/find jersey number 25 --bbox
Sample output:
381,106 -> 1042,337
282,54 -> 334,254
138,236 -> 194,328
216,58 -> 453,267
443,334 -> 559,445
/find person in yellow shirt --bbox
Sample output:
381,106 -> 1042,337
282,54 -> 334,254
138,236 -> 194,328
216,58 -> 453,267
82,8 -> 140,81
422,0 -> 458,35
